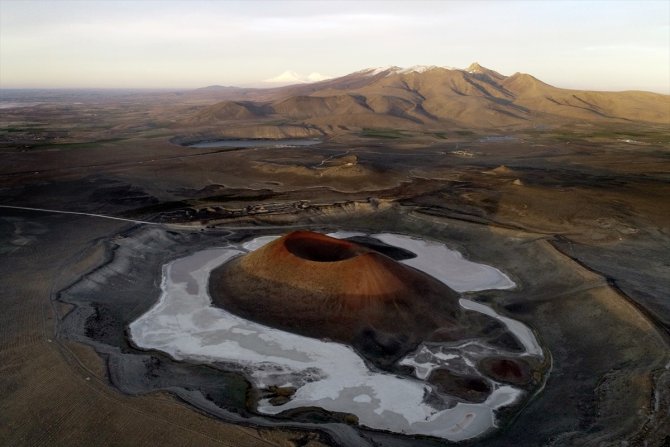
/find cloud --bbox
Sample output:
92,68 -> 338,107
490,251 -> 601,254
1,0 -> 667,91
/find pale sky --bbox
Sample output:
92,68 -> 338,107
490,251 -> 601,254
1,0 -> 668,93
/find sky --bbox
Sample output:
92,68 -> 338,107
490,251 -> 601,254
1,0 -> 668,93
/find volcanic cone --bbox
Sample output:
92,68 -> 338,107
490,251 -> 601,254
209,231 -> 494,366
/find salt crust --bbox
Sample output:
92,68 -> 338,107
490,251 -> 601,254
129,233 -> 541,440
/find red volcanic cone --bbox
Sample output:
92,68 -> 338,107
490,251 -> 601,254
240,231 -> 423,310
209,231 -> 493,366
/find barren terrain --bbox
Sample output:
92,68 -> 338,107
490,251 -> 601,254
1,71 -> 669,446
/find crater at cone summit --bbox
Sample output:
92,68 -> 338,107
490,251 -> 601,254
236,231 -> 433,306
209,231 -> 515,367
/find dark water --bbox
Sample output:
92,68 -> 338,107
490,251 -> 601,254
188,139 -> 321,148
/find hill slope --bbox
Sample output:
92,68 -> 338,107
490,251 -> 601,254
185,63 -> 670,135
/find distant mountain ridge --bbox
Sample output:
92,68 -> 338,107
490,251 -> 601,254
185,63 -> 670,135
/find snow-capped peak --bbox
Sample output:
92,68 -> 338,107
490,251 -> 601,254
398,65 -> 440,74
263,70 -> 332,84
356,66 -> 400,76
306,72 -> 331,82
359,65 -> 458,77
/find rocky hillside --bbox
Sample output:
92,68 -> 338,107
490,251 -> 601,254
185,63 -> 670,135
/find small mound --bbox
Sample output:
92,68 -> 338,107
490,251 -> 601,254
478,357 -> 532,385
489,165 -> 515,175
428,368 -> 492,403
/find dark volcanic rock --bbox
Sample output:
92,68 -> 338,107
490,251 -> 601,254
427,368 -> 492,403
478,357 -> 532,385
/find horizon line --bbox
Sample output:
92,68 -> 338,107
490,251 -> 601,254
2,84 -> 669,95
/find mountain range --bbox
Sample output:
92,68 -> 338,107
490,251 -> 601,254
183,63 -> 670,137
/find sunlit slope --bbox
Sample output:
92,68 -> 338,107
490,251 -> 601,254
186,64 -> 670,132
